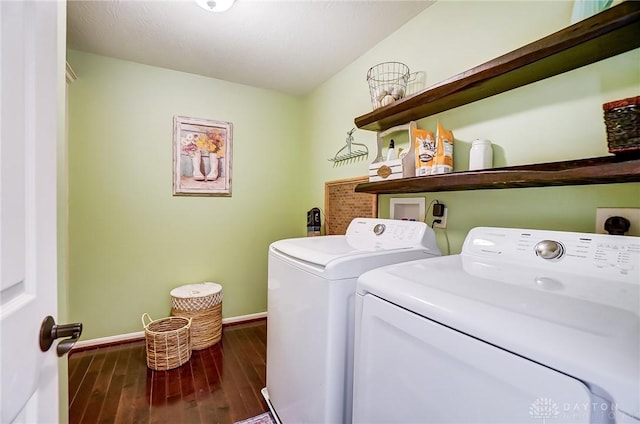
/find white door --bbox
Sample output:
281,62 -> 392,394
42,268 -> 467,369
1,1 -> 63,422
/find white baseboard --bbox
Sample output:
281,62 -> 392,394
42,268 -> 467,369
72,330 -> 145,350
221,311 -> 267,324
71,311 -> 267,350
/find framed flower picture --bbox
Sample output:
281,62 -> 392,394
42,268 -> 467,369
173,115 -> 233,196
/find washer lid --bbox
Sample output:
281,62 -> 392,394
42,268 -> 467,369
271,235 -> 438,280
271,217 -> 440,268
357,255 -> 640,419
271,234 -> 365,267
269,219 -> 441,280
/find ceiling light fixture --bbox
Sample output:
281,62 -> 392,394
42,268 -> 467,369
195,0 -> 236,12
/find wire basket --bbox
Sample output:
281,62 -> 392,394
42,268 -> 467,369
142,313 -> 192,371
367,62 -> 410,110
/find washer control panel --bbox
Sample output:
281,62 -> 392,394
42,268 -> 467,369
463,227 -> 640,282
346,218 -> 437,250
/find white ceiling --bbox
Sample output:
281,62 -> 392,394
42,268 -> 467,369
66,0 -> 433,96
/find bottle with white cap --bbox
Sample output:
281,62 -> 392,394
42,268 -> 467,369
469,139 -> 493,170
386,139 -> 396,161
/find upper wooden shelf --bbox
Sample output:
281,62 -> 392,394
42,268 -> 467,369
354,156 -> 640,194
354,1 -> 640,132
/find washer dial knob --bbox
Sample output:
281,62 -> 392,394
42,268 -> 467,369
373,224 -> 386,235
534,240 -> 565,260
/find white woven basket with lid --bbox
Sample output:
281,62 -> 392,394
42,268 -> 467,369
170,282 -> 223,350
170,281 -> 223,311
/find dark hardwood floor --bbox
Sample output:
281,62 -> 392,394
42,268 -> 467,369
68,319 -> 268,424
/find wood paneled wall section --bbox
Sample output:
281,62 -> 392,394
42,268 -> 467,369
324,176 -> 378,235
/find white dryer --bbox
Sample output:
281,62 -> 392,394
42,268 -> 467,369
262,218 -> 441,424
353,227 -> 639,423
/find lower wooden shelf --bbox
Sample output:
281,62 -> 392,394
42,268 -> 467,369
354,155 -> 640,194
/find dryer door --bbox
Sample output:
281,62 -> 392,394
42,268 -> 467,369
352,294 -> 607,424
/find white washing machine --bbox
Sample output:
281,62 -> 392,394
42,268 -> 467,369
353,227 -> 640,424
262,218 -> 441,424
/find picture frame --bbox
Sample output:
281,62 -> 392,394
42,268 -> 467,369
173,115 -> 232,196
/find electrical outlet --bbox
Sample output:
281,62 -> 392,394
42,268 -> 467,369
595,208 -> 640,236
433,206 -> 447,228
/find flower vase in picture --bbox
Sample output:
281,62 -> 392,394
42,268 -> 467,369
195,129 -> 224,182
192,150 -> 205,181
207,154 -> 219,181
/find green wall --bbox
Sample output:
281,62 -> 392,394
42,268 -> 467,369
67,51 -> 309,339
67,1 -> 640,340
305,0 -> 640,254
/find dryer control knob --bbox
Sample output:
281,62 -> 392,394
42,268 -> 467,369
373,224 -> 386,235
534,240 -> 565,260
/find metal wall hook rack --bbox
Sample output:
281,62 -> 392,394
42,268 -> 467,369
328,128 -> 369,164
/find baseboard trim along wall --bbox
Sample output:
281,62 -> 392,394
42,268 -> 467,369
71,311 -> 267,351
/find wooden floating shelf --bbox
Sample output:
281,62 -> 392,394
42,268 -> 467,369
354,1 -> 640,132
354,156 -> 640,194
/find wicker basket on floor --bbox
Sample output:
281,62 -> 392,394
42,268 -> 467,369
170,282 -> 223,350
142,313 -> 192,371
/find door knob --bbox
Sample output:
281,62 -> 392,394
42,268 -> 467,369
39,316 -> 83,357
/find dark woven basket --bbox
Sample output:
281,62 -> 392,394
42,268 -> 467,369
603,96 -> 640,154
